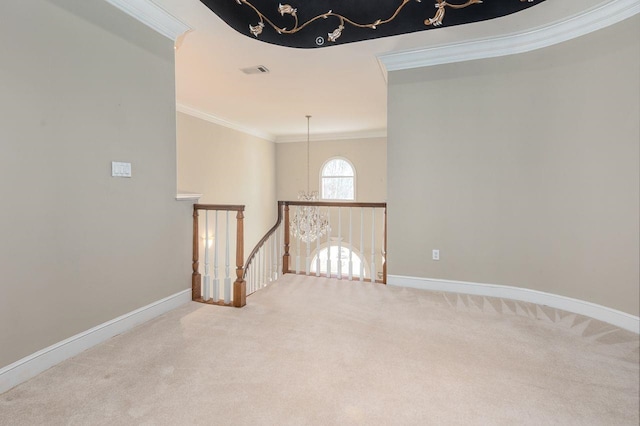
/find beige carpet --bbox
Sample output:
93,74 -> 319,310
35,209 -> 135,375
1,274 -> 638,425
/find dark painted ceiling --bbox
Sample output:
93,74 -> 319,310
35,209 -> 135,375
200,0 -> 545,48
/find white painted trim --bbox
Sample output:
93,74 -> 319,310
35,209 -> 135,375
275,129 -> 387,144
388,275 -> 640,334
319,156 -> 357,201
176,192 -> 203,201
0,289 -> 191,394
176,103 -> 276,142
103,0 -> 191,41
176,103 -> 387,143
378,0 -> 640,71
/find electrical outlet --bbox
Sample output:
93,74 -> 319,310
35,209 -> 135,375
432,249 -> 440,261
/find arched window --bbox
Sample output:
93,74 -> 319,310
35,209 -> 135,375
310,244 -> 367,278
320,157 -> 355,201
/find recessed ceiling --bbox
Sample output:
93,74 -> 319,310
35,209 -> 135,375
199,0 -> 545,48
143,0 -> 630,141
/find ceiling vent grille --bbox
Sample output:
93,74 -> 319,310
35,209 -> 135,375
241,65 -> 270,75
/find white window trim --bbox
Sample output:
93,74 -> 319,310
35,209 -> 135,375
319,156 -> 357,201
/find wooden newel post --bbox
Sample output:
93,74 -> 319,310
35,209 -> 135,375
233,209 -> 246,307
192,206 -> 201,300
283,204 -> 290,274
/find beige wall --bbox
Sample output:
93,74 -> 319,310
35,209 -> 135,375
276,137 -> 387,202
177,113 -> 277,253
0,0 -> 191,368
387,16 -> 640,315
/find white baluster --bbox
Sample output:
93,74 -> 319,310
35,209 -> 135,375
224,211 -> 231,305
337,207 -> 342,279
305,235 -> 311,276
263,244 -> 266,287
296,207 -> 301,274
259,246 -> 263,289
251,261 -> 255,293
213,211 -> 219,302
348,207 -> 353,281
278,219 -> 282,277
315,218 -> 320,277
279,219 -> 284,277
273,234 -> 278,281
247,264 -> 252,295
245,263 -> 249,295
360,208 -> 364,281
260,245 -> 267,288
275,228 -> 280,280
371,208 -> 376,283
269,234 -> 278,282
326,208 -> 332,277
203,211 -> 211,301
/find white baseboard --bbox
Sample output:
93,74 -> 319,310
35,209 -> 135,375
0,289 -> 191,395
388,275 -> 640,334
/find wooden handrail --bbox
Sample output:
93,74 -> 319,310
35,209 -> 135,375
283,201 -> 387,208
194,204 -> 244,211
243,201 -> 284,279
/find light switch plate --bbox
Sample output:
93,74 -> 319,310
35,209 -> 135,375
112,161 -> 131,178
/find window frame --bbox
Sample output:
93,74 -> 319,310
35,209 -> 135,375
319,156 -> 356,201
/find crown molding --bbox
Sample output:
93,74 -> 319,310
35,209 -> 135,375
103,0 -> 191,41
378,0 -> 639,71
275,129 -> 388,144
177,104 -> 276,142
176,104 -> 386,143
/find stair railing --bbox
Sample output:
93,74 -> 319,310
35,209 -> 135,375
194,200 -> 388,308
244,201 -> 388,286
192,204 -> 246,307
281,201 -> 387,284
243,201 -> 285,295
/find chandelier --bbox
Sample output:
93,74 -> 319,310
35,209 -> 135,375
290,115 -> 330,243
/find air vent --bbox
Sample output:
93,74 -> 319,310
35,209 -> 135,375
240,65 -> 270,75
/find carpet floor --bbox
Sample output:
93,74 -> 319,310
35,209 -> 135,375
1,274 -> 638,425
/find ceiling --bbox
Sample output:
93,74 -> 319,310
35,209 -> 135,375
198,0 -> 544,49
147,0 -> 623,141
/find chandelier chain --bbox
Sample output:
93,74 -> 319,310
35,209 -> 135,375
290,114 -> 331,243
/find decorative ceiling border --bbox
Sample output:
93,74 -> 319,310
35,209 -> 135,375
103,0 -> 191,41
378,0 -> 639,71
